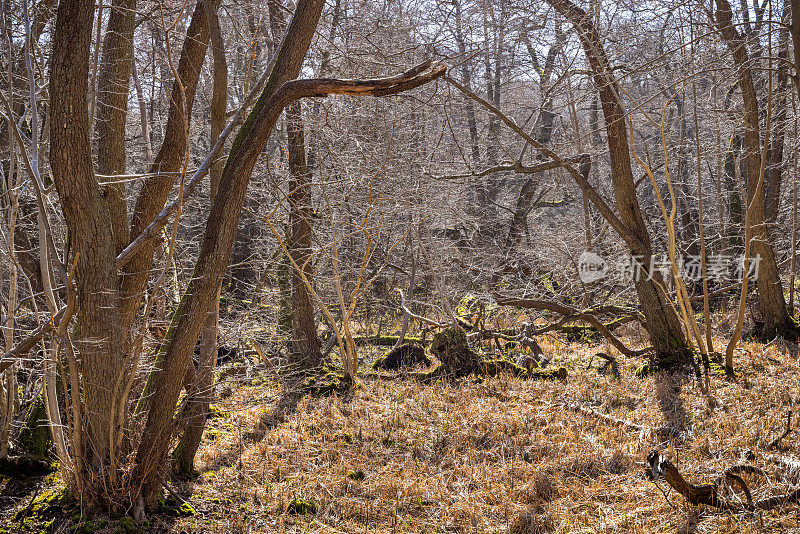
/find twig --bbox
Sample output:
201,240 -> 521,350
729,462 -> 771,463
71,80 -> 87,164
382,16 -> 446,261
397,289 -> 446,328
768,410 -> 793,450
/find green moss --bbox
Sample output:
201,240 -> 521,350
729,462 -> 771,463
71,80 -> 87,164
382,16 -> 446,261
19,399 -> 52,458
73,518 -> 110,533
159,495 -> 197,517
480,358 -> 528,376
708,362 -> 735,376
286,497 -> 316,515
410,363 -> 443,383
207,404 -> 228,419
635,363 -> 654,378
430,327 -> 483,376
529,366 -> 568,381
346,469 -> 366,481
300,366 -> 353,396
455,294 -> 481,320
15,487 -> 73,523
203,496 -> 233,505
117,516 -> 137,534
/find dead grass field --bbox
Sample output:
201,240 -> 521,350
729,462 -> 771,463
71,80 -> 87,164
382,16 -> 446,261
164,331 -> 800,533
3,324 -> 800,533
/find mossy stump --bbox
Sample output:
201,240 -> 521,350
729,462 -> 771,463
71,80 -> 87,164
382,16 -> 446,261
300,365 -> 353,396
430,327 -> 483,376
371,343 -> 430,371
19,398 -> 52,458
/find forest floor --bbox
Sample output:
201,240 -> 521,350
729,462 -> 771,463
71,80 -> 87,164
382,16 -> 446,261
3,318 -> 800,533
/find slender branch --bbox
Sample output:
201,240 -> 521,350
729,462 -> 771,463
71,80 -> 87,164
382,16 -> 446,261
445,74 -> 644,252
0,307 -> 66,373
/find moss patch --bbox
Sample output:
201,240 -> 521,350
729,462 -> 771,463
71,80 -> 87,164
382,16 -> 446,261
19,399 -> 52,458
286,497 -> 316,515
301,366 -> 353,396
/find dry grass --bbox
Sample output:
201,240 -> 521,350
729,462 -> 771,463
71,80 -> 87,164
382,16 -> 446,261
166,329 -> 800,533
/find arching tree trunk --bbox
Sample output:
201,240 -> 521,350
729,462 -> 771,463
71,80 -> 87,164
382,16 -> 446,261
546,0 -> 690,362
131,0 -> 327,509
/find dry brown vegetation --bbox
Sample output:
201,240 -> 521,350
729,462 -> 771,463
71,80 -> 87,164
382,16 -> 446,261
6,316 -> 799,533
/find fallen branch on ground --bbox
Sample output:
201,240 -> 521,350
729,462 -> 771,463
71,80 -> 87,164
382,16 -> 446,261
493,293 -> 650,357
646,451 -> 800,511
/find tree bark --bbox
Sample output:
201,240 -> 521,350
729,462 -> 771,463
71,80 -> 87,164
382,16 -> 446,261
173,0 -> 228,475
131,0 -> 327,508
714,0 -> 793,337
49,0 -> 126,504
95,0 -> 136,254
286,101 -> 321,370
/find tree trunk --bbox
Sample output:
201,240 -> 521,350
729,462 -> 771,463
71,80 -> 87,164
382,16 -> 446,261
131,0 -> 327,509
49,0 -> 127,505
546,0 -> 689,362
95,0 -> 136,255
173,0 -> 228,475
286,101 -> 321,370
714,0 -> 793,338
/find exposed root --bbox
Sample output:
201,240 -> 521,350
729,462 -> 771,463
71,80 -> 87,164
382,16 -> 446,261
767,410 -> 793,450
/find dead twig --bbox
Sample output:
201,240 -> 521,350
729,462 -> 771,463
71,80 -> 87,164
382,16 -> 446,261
767,410 -> 793,450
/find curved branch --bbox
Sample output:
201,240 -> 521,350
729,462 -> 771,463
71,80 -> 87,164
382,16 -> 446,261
493,293 -> 650,357
445,74 -> 644,252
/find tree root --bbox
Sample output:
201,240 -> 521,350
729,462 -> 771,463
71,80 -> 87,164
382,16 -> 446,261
767,410 -> 793,450
646,451 -> 800,511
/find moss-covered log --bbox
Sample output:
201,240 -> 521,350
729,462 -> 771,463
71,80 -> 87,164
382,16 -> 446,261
300,365 -> 353,396
371,343 -> 431,370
